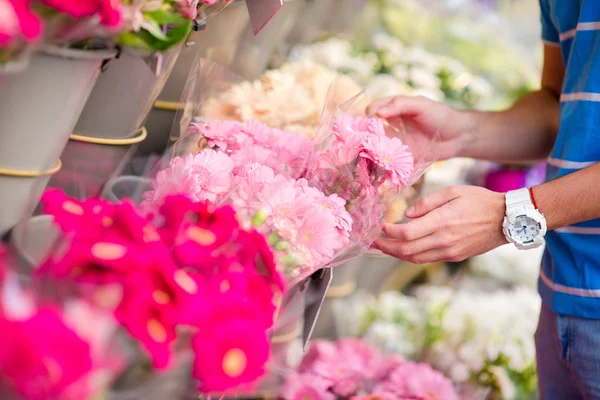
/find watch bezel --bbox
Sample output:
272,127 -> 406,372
502,209 -> 547,249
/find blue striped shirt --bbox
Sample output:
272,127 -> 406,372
539,0 -> 600,318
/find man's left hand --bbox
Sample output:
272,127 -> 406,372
373,186 -> 508,264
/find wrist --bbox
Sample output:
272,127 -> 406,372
454,110 -> 479,158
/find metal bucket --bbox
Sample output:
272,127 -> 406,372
0,46 -> 115,235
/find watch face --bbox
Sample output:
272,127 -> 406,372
509,215 -> 542,244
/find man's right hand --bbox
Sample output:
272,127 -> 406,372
366,95 -> 473,161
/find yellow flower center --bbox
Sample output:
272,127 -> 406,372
152,290 -> 170,305
220,280 -> 230,293
62,200 -> 84,215
91,242 -> 127,260
147,319 -> 167,343
174,270 -> 198,294
222,348 -> 247,378
187,226 -> 217,246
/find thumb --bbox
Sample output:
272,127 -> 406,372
405,187 -> 461,218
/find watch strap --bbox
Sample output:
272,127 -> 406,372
505,188 -> 535,215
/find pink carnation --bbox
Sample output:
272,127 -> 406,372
0,0 -> 42,47
360,135 -> 414,188
280,373 -> 336,400
375,363 -> 458,400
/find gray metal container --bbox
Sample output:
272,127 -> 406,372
74,46 -> 183,140
0,46 -> 115,235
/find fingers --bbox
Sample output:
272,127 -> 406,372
373,236 -> 463,264
367,96 -> 429,119
405,187 -> 462,219
374,233 -> 438,258
366,97 -> 396,116
383,212 -> 440,242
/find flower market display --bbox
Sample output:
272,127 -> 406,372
0,0 -> 552,398
280,338 -> 458,400
334,286 -> 541,399
145,109 -> 425,283
292,34 -> 494,109
200,60 -> 368,139
0,188 -> 285,398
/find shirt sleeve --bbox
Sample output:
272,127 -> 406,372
539,0 -> 560,44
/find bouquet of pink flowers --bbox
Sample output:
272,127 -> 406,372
5,188 -> 285,398
279,338 -> 458,400
144,91 -> 434,284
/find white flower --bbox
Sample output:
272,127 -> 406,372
411,87 -> 445,102
449,362 -> 470,382
469,245 -> 544,288
366,74 -> 411,99
410,67 -> 442,90
392,65 -> 410,82
489,366 -> 517,400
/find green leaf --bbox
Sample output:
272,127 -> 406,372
146,9 -> 186,25
115,32 -> 153,52
138,20 -> 191,52
143,19 -> 169,41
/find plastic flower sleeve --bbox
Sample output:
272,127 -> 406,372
168,55 -> 244,148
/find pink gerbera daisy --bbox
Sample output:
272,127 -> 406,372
142,157 -> 200,212
190,120 -> 244,151
289,207 -> 348,268
375,363 -> 458,400
280,373 -> 336,400
180,150 -> 234,203
360,135 -> 414,188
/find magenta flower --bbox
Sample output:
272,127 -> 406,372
0,0 -> 42,47
192,297 -> 271,393
375,362 -> 458,400
0,308 -> 92,400
171,203 -> 240,273
114,261 -> 204,370
41,0 -> 122,26
360,135 -> 414,189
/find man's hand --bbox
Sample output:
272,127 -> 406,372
366,95 -> 472,161
373,186 -> 507,264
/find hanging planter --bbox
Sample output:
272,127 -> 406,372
0,162 -> 62,237
0,46 -> 114,235
73,46 -> 183,140
48,129 -> 148,199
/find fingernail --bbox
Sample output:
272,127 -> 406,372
406,206 -> 415,216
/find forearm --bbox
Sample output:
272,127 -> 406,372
533,163 -> 600,230
457,88 -> 560,162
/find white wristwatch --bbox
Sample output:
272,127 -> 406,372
502,188 -> 547,250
